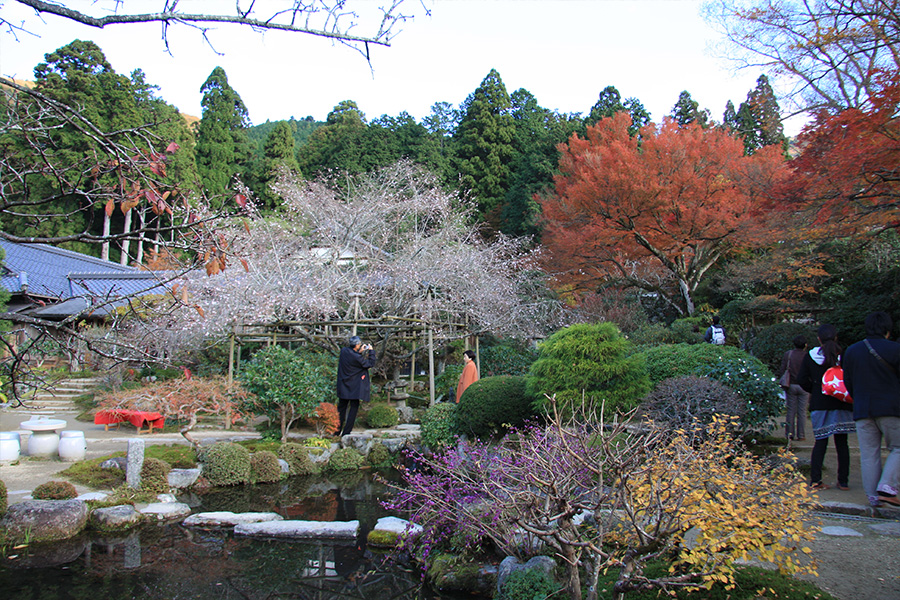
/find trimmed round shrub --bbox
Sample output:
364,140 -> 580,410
278,443 -> 319,476
140,457 -> 172,494
498,568 -> 561,600
327,447 -> 365,471
640,376 -> 746,431
526,323 -> 650,416
250,450 -> 282,483
421,403 -> 458,450
640,343 -> 762,385
746,321 -> 818,372
0,478 -> 6,516
366,442 -> 393,469
365,403 -> 400,428
455,375 -> 535,438
202,441 -> 251,487
694,356 -> 781,432
32,480 -> 78,500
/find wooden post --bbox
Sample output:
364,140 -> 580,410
226,331 -> 235,431
410,339 -> 417,386
428,327 -> 435,406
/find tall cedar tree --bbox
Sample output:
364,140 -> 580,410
258,120 -> 301,209
541,112 -> 789,315
584,85 -> 651,136
453,69 -> 517,223
671,90 -> 710,128
297,100 -> 368,176
501,89 -> 580,237
734,75 -> 787,155
195,66 -> 251,203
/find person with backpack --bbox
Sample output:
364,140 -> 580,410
704,316 -> 726,345
842,311 -> 900,508
797,324 -> 854,491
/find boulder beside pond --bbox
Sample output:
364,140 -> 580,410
1,499 -> 89,544
90,504 -> 144,531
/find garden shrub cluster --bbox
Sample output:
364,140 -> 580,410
250,450 -> 283,483
365,403 -> 400,428
306,401 -> 340,436
202,442 -> 251,487
327,447 -> 364,471
640,376 -> 745,431
278,443 -> 319,476
694,356 -> 781,432
527,322 -> 650,416
455,375 -> 534,438
421,402 -> 458,449
366,442 -> 393,469
0,478 -> 7,516
746,321 -> 818,372
640,343 -> 759,384
139,457 -> 171,494
32,480 -> 78,500
497,568 -> 561,600
478,341 -> 539,377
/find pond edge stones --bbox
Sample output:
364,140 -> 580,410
235,519 -> 360,539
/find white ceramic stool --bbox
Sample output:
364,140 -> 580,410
58,430 -> 87,461
0,431 -> 20,462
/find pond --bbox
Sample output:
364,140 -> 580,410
1,471 -> 465,600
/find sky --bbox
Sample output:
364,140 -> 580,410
0,0 -> 808,135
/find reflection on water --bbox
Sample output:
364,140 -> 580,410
0,471 -> 446,600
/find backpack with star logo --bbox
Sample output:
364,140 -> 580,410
822,366 -> 852,403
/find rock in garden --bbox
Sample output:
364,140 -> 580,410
1,499 -> 89,543
234,519 -> 360,539
139,502 -> 191,521
373,516 -> 422,536
90,505 -> 144,531
168,467 -> 202,489
278,458 -> 290,474
183,511 -> 284,527
342,433 -> 373,453
379,437 -> 407,454
100,457 -> 126,470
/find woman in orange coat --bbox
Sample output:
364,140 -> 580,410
456,350 -> 479,403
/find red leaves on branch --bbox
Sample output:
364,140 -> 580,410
541,112 -> 789,314
787,74 -> 900,232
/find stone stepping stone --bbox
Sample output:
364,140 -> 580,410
234,519 -> 359,539
183,511 -> 283,527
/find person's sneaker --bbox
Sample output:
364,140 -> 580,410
877,493 -> 900,507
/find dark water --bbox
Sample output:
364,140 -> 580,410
1,471 -> 448,600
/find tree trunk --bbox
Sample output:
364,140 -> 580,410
120,208 -> 133,265
101,211 -> 111,261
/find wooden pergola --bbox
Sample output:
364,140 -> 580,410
225,293 -> 481,406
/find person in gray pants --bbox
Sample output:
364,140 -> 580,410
843,312 -> 900,507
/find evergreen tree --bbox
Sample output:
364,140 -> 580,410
671,90 -> 710,128
195,66 -> 251,202
502,88 -> 579,237
453,69 -> 517,221
585,86 -> 651,136
298,100 -> 368,176
734,75 -> 787,154
255,120 -> 301,209
722,100 -> 739,133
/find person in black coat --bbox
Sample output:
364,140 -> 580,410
842,311 -> 900,507
797,323 -> 854,491
336,335 -> 377,437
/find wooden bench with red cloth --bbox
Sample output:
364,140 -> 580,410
94,409 -> 165,434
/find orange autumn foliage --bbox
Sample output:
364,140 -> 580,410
541,112 -> 789,315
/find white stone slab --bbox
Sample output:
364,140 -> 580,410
234,519 -> 359,539
373,516 -> 422,536
140,502 -> 192,521
184,511 -> 284,527
820,525 -> 863,537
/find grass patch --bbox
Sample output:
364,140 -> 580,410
236,439 -> 281,453
145,444 -> 197,468
60,454 -> 126,489
594,564 -> 837,600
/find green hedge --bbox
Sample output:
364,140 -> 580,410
421,403 -> 458,450
250,451 -> 282,483
455,375 -> 535,438
202,442 -> 251,487
640,343 -> 758,385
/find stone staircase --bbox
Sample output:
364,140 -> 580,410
7,377 -> 104,416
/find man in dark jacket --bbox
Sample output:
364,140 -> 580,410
843,311 -> 900,507
336,335 -> 377,437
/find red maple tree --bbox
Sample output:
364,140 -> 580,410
541,112 -> 789,315
788,74 -> 900,233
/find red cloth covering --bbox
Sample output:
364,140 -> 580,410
94,409 -> 165,430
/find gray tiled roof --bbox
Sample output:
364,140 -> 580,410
0,239 -> 172,317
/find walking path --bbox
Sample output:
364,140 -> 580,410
1,407 -> 899,599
